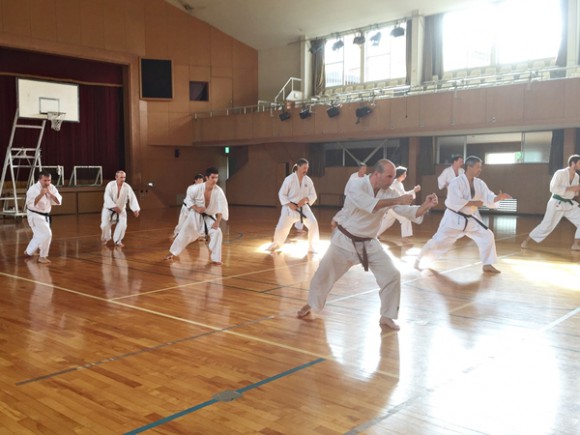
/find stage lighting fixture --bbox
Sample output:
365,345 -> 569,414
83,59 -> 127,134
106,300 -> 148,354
279,111 -> 291,121
299,108 -> 312,119
353,34 -> 365,45
391,26 -> 405,38
370,32 -> 382,46
332,39 -> 344,51
356,106 -> 372,118
309,38 -> 325,54
327,106 -> 340,118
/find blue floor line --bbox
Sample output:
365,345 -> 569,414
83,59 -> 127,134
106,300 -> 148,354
124,357 -> 325,434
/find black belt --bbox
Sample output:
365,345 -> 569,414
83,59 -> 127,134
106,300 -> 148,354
552,194 -> 573,205
290,202 -> 307,224
337,225 -> 373,271
108,208 -> 119,224
28,209 -> 51,224
447,208 -> 488,231
201,213 -> 216,236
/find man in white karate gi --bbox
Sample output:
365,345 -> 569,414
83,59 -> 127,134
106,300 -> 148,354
24,170 -> 62,263
438,155 -> 464,190
172,173 -> 205,239
165,167 -> 229,265
415,156 -> 512,273
345,162 -> 367,195
100,170 -> 140,247
521,154 -> 580,251
378,166 -> 421,239
297,159 -> 439,331
267,158 -> 319,253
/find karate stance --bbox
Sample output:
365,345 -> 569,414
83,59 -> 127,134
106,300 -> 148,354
165,167 -> 229,265
521,154 -> 580,251
24,170 -> 62,263
100,170 -> 140,247
415,156 -> 512,273
438,155 -> 464,190
377,166 -> 421,239
267,158 -> 319,253
172,173 -> 205,239
298,159 -> 438,331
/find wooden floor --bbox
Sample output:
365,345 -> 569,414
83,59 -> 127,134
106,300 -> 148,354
0,206 -> 579,434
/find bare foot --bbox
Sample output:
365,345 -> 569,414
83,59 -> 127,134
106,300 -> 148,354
520,237 -> 530,249
266,243 -> 280,252
164,254 -> 174,261
297,304 -> 311,318
379,317 -> 400,331
482,264 -> 501,273
101,239 -> 109,245
115,242 -> 124,248
37,257 -> 51,264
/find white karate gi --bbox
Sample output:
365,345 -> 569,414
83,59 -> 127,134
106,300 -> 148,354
308,176 -> 425,319
438,166 -> 465,190
377,179 -> 415,238
173,184 -> 198,237
25,182 -> 62,257
169,183 -> 228,263
270,172 -> 319,251
344,172 -> 366,195
529,168 -> 580,242
100,181 -> 140,245
418,174 -> 499,266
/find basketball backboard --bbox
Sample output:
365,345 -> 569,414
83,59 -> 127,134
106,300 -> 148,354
17,78 -> 79,122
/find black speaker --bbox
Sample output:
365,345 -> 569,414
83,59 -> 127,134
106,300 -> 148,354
299,109 -> 312,119
327,106 -> 340,118
356,106 -> 372,118
279,111 -> 291,121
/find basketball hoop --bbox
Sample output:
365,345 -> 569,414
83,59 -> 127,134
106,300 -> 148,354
47,112 -> 66,131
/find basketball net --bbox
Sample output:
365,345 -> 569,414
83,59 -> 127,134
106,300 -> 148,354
47,112 -> 66,131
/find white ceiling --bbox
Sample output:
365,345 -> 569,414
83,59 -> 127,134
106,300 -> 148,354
164,0 -> 492,51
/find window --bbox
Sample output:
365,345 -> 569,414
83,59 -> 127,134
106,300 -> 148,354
324,23 -> 407,88
443,0 -> 562,71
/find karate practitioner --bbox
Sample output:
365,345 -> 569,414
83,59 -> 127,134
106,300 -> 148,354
297,159 -> 439,331
521,154 -> 580,251
24,170 -> 62,263
172,173 -> 205,239
415,156 -> 512,273
438,155 -> 465,190
267,158 -> 319,253
377,166 -> 421,239
345,162 -> 367,195
165,167 -> 229,265
100,170 -> 140,248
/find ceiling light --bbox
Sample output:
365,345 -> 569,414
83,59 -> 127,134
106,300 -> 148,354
332,39 -> 344,51
279,111 -> 291,121
391,26 -> 405,38
353,34 -> 365,45
370,32 -> 382,46
355,106 -> 372,123
299,108 -> 312,119
327,106 -> 340,118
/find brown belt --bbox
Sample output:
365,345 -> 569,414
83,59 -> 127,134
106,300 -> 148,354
337,224 -> 373,271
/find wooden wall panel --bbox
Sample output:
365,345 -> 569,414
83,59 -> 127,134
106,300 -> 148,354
233,40 -> 257,69
56,0 -> 81,45
187,18 -> 211,66
2,0 -> 31,36
103,0 -> 125,52
211,77 -> 232,110
124,0 -> 145,55
486,84 -> 524,125
419,92 -> 453,129
80,0 -> 105,49
147,111 -> 169,145
169,64 -> 190,112
0,0 -> 4,32
168,112 -> 194,145
453,88 -> 486,127
390,96 -> 420,130
563,78 -> 580,120
252,111 -> 274,139
314,109 -> 340,136
524,80 -> 565,121
291,108 -> 315,137
210,27 -> 233,67
144,0 -> 167,57
233,68 -> 258,107
234,114 -> 253,140
30,0 -> 57,41
166,4 -> 190,64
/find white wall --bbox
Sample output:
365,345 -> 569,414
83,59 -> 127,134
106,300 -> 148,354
258,44 -> 301,101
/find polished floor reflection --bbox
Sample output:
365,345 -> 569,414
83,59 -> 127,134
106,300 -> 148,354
0,207 -> 578,434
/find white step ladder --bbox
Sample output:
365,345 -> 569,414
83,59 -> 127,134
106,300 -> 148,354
0,110 -> 47,218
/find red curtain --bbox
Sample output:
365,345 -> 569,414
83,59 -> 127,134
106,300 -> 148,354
0,46 -> 125,181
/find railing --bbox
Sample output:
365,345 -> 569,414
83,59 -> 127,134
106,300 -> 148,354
191,65 -> 579,120
274,77 -> 303,104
